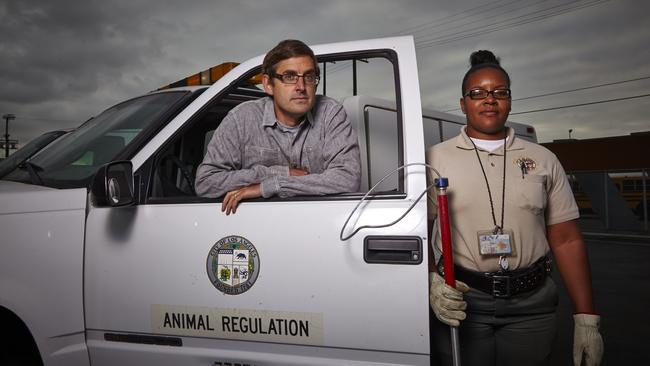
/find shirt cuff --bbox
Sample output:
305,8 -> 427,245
260,176 -> 280,198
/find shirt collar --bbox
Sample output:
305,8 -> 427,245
262,96 -> 314,128
456,126 -> 524,153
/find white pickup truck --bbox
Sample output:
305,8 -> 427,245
0,36 -> 536,366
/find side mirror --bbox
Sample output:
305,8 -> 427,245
91,161 -> 135,207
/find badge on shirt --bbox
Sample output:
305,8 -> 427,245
477,228 -> 515,256
514,157 -> 537,175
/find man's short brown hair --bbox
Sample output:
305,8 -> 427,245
262,39 -> 320,76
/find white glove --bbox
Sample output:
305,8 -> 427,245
429,272 -> 470,327
573,313 -> 604,366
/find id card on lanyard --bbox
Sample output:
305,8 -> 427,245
478,228 -> 515,255
469,133 -> 513,270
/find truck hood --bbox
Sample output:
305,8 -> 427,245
0,180 -> 87,215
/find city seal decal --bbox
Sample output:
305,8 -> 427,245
207,235 -> 260,295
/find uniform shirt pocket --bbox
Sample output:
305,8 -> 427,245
517,174 -> 548,215
244,146 -> 281,167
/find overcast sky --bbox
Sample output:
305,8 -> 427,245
1,0 -> 649,147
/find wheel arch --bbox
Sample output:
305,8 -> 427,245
0,305 -> 43,365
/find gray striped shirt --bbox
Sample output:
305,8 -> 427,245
195,96 -> 361,198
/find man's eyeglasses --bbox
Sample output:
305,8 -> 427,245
464,88 -> 511,100
271,72 -> 320,85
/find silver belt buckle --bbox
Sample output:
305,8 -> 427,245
543,257 -> 553,274
492,275 -> 511,298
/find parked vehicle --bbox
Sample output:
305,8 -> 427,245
0,129 -> 68,178
0,37 -> 536,366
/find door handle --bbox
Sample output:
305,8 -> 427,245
363,236 -> 422,264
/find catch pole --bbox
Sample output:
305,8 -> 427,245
435,177 -> 461,366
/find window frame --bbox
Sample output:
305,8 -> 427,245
141,49 -> 405,205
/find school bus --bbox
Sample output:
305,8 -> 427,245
568,173 -> 649,218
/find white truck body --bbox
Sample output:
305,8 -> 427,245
0,36 -> 536,366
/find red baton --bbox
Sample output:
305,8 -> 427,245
435,177 -> 462,366
436,178 -> 455,286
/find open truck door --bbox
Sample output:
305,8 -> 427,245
84,36 -> 430,365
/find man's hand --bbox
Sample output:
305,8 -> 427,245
222,184 -> 261,215
429,272 -> 470,327
573,314 -> 604,366
289,167 -> 309,176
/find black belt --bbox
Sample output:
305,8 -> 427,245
451,257 -> 552,299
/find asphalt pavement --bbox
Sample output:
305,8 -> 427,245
549,217 -> 650,365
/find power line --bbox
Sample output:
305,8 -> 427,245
442,75 -> 650,112
325,0 -> 540,75
416,0 -> 609,49
510,93 -> 650,115
400,0 -> 524,37
326,0 -> 608,75
417,0 -> 607,48
414,0 -> 562,45
513,76 -> 650,101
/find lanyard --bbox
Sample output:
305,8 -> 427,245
469,132 -> 507,234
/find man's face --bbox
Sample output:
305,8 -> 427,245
263,55 -> 317,126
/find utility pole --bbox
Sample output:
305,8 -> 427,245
2,114 -> 15,158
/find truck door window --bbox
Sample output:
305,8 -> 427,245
320,57 -> 396,104
147,51 -> 403,202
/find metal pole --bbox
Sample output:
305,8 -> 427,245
352,59 -> 357,96
604,173 -> 609,230
4,118 -> 8,158
643,169 -> 648,231
436,177 -> 461,366
322,62 -> 327,96
2,113 -> 15,158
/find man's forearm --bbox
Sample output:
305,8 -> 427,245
261,166 -> 360,198
195,162 -> 294,198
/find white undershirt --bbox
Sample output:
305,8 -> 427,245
469,136 -> 509,152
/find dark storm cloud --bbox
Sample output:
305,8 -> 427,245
0,0 -> 648,146
0,0 -> 172,104
413,0 -> 650,141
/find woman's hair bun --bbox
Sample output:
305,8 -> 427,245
461,50 -> 509,94
470,50 -> 500,67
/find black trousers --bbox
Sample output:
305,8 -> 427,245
430,277 -> 559,366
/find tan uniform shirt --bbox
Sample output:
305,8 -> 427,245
427,127 -> 578,272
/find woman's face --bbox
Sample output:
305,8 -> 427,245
460,67 -> 511,140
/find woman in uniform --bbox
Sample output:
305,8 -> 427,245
427,50 -> 603,366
